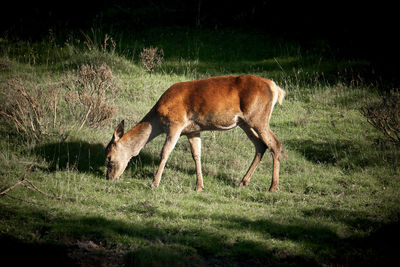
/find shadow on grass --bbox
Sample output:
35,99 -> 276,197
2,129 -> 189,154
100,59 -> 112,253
2,201 -> 400,266
32,141 -> 162,179
285,139 -> 350,165
32,140 -> 240,189
32,141 -> 106,176
301,207 -> 400,264
0,203 -> 318,266
285,138 -> 399,173
0,235 -> 78,267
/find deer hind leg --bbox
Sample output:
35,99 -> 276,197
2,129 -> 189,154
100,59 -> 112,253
239,124 -> 267,187
187,133 -> 204,191
152,127 -> 182,188
257,128 -> 282,192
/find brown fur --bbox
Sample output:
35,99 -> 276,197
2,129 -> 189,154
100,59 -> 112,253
106,74 -> 285,192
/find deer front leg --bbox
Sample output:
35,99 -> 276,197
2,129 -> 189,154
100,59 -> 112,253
152,128 -> 181,188
187,133 -> 204,191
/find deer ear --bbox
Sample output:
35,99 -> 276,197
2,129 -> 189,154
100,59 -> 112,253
113,120 -> 125,141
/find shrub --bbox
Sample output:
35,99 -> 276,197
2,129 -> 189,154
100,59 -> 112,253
140,47 -> 164,75
361,90 -> 400,144
64,63 -> 119,130
0,63 -> 119,141
0,78 -> 61,141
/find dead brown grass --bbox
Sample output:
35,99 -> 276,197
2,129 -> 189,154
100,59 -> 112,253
0,78 -> 61,140
0,63 -> 119,141
361,90 -> 400,144
65,63 -> 119,130
140,47 -> 164,75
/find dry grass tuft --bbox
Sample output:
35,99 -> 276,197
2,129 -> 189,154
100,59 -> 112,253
0,78 -> 61,140
140,47 -> 164,75
361,90 -> 400,144
65,63 -> 119,130
0,63 -> 119,141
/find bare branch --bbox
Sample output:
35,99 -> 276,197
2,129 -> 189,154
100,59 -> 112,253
0,165 -> 34,196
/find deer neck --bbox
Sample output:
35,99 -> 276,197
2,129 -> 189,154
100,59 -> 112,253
120,118 -> 160,157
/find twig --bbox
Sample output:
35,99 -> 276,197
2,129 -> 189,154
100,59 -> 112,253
0,164 -> 33,196
1,164 -> 94,203
3,193 -> 44,206
1,164 -> 64,201
24,179 -> 63,200
0,179 -> 26,196
78,103 -> 93,130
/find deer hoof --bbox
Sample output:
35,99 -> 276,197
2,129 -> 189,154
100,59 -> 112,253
268,186 -> 279,192
239,181 -> 249,188
195,186 -> 204,192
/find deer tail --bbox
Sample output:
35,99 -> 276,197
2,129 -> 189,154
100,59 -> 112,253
277,85 -> 285,105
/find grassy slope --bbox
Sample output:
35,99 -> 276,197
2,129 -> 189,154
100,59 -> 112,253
0,27 -> 399,266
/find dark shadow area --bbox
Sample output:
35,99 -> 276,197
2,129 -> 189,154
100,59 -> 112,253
2,202 -> 399,266
179,209 -> 400,266
135,27 -> 377,87
302,207 -> 400,264
3,2 -> 398,86
0,203 -> 317,266
285,138 -> 399,174
32,141 -> 106,176
0,235 -> 78,267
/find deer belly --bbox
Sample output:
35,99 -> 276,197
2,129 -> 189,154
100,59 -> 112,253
207,115 -> 239,130
184,112 -> 240,133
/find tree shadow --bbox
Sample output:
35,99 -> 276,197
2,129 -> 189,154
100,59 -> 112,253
301,207 -> 400,265
0,235 -> 78,267
0,203 -> 318,266
2,201 -> 399,266
182,209 -> 400,266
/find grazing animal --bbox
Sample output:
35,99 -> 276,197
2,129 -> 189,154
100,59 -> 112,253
105,74 -> 285,192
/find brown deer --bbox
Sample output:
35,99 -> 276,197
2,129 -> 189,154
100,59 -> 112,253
105,74 -> 285,192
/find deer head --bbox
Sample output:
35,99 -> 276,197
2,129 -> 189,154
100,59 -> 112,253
105,120 -> 131,180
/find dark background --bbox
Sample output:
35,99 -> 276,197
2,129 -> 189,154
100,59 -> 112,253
2,0 -> 398,85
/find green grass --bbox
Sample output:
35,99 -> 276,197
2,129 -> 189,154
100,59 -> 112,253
1,27 -> 399,266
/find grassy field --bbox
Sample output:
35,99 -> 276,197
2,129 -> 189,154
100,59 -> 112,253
0,27 -> 399,266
